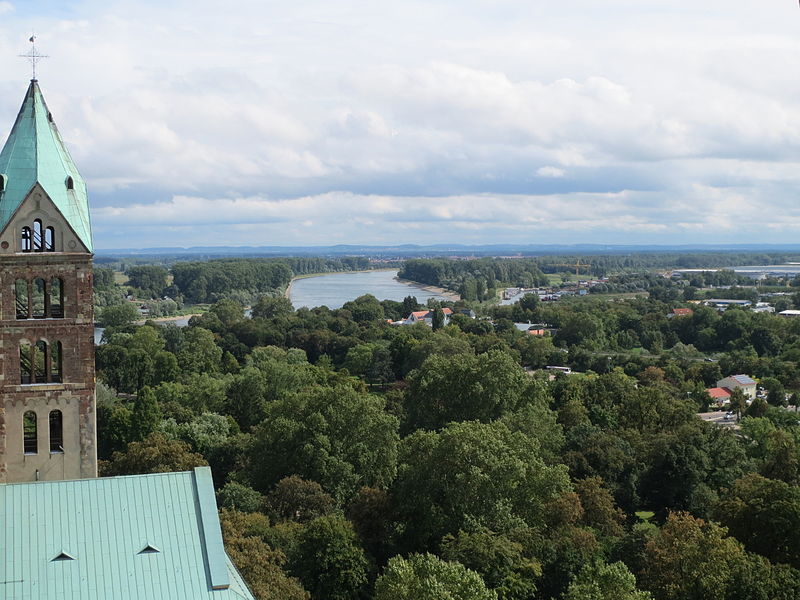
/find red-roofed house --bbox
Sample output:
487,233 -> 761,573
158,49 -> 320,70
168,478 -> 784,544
404,308 -> 453,326
707,387 -> 732,406
671,308 -> 694,317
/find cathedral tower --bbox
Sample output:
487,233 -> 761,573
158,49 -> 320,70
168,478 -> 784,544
0,80 -> 96,482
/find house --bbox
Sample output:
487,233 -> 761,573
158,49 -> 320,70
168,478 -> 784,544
670,308 -> 694,318
403,307 -> 453,326
706,387 -> 732,406
1,467 -> 256,600
716,374 -> 757,399
779,310 -> 800,318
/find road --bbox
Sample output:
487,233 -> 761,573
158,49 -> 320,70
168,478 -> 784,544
697,410 -> 739,429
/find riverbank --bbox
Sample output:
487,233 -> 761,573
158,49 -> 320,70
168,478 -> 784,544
394,277 -> 461,301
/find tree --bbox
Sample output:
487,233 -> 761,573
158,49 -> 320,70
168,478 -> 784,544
265,476 -> 336,523
217,482 -> 264,513
252,295 -> 294,319
291,515 -> 370,600
640,511 -> 746,600
342,294 -> 384,323
405,350 -> 531,431
729,388 -> 747,422
99,302 -> 140,327
126,265 -> 168,297
220,509 -> 310,600
102,432 -> 207,476
441,527 -> 540,600
248,385 -> 399,502
564,561 -> 652,600
393,420 -> 571,551
374,553 -> 497,600
130,386 -> 161,441
178,326 -> 222,373
432,307 -> 445,330
713,473 -> 800,568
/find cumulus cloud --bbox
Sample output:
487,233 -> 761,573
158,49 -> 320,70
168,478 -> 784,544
0,0 -> 799,247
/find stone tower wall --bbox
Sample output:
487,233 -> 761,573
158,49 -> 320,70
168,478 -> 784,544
0,253 -> 96,482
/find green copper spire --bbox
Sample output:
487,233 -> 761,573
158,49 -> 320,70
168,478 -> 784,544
0,80 -> 93,251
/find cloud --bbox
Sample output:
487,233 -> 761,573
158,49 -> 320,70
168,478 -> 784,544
0,3 -> 13,16
1,0 -> 800,247
537,166 -> 566,178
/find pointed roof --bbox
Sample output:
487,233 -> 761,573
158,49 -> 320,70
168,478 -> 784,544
0,80 -> 92,251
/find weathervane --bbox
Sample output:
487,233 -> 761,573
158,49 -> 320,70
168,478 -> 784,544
19,34 -> 48,81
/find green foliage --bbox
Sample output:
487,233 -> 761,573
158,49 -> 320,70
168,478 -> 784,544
99,302 -> 140,327
563,561 -> 652,600
93,267 -> 116,290
374,553 -> 497,600
126,265 -> 168,297
248,385 -> 399,502
441,527 -> 540,600
290,515 -> 370,600
393,421 -> 571,550
130,386 -> 161,442
218,481 -> 265,513
102,432 -> 207,476
640,511 -> 746,600
252,295 -> 294,319
713,473 -> 800,567
405,350 -> 532,431
220,509 -> 310,600
265,476 -> 336,523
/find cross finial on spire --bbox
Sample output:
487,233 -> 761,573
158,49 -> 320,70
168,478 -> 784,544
19,34 -> 48,81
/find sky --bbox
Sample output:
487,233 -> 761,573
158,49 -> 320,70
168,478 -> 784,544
1,0 -> 800,249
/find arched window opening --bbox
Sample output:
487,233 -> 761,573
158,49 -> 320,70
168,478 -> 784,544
23,411 -> 37,454
20,343 -> 33,384
21,226 -> 32,252
49,278 -> 63,318
45,226 -> 55,252
34,340 -> 48,383
32,278 -> 46,318
51,341 -> 62,383
32,219 -> 43,252
49,410 -> 63,453
0,174 -> 6,192
66,176 -> 74,191
15,279 -> 30,319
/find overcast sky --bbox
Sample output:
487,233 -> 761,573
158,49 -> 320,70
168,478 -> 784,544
0,1 -> 799,249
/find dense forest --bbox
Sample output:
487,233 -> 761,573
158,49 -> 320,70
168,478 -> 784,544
94,270 -> 800,599
399,253 -> 800,299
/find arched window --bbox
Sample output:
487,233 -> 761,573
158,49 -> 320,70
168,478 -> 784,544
15,279 -> 30,319
23,411 -> 38,454
45,226 -> 55,252
51,341 -> 62,383
0,174 -> 6,192
32,278 -> 46,318
49,278 -> 63,318
49,410 -> 63,453
66,176 -> 74,191
20,343 -> 33,384
34,340 -> 48,383
33,219 -> 43,252
20,226 -> 32,252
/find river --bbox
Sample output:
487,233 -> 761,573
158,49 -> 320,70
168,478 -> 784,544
95,270 -> 448,343
289,269 -> 449,309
